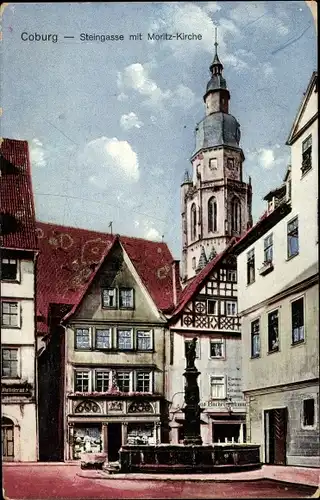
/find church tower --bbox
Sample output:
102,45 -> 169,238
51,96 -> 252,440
181,30 -> 253,282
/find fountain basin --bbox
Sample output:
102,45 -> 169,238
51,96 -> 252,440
119,443 -> 261,474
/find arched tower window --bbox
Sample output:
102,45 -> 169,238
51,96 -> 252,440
231,198 -> 241,233
208,197 -> 217,233
191,203 -> 197,241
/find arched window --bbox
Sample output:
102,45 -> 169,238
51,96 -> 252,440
2,417 -> 14,460
191,204 -> 197,241
231,198 -> 241,233
208,197 -> 217,233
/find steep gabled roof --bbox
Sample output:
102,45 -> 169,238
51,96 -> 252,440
0,138 -> 38,251
286,71 -> 318,146
170,239 -> 237,321
36,222 -> 177,333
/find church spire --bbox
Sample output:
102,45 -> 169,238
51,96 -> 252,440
209,27 -> 223,75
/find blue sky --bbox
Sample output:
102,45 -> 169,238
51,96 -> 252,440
1,1 -> 316,259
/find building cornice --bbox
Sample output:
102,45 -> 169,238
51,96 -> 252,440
243,377 -> 319,397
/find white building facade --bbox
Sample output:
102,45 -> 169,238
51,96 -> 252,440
234,72 -> 319,467
1,138 -> 38,462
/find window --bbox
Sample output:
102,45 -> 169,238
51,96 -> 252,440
117,329 -> 133,350
192,257 -> 196,269
75,371 -> 90,392
184,340 -> 200,358
1,302 -> 19,327
268,310 -> 279,352
292,297 -> 304,344
95,329 -> 111,349
102,288 -> 116,308
247,249 -> 255,285
210,375 -> 226,399
191,203 -> 197,241
95,371 -> 110,392
117,372 -> 130,392
1,258 -> 18,280
119,288 -> 134,309
2,348 -> 19,377
287,217 -> 299,258
137,330 -> 152,351
208,197 -> 217,232
301,134 -> 312,174
207,299 -> 217,315
303,399 -> 315,427
226,301 -> 237,316
251,319 -> 260,358
231,198 -> 241,233
227,158 -> 234,169
264,234 -> 273,263
75,328 -> 91,349
136,372 -> 151,392
209,158 -> 217,170
210,340 -> 224,358
227,270 -> 237,282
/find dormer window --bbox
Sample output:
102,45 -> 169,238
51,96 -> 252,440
301,135 -> 312,175
102,288 -> 116,308
119,288 -> 134,309
1,258 -> 18,281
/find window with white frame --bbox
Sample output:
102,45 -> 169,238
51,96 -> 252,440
2,348 -> 19,377
1,258 -> 18,281
75,328 -> 91,349
210,339 -> 224,358
117,329 -> 133,350
136,372 -> 151,392
291,297 -> 304,344
247,249 -> 255,285
116,371 -> 131,392
1,301 -> 19,327
75,371 -> 90,392
264,234 -> 273,263
137,330 -> 152,350
210,375 -> 226,399
251,319 -> 260,358
209,158 -> 217,170
95,371 -> 110,392
119,288 -> 134,309
226,301 -> 237,316
102,288 -> 117,308
95,329 -> 112,349
287,217 -> 299,258
268,310 -> 279,352
207,299 -> 217,315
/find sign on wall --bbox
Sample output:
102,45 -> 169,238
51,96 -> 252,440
2,383 -> 33,396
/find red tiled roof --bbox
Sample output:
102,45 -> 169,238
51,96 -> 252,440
171,239 -> 237,321
36,222 -> 177,333
0,138 -> 38,251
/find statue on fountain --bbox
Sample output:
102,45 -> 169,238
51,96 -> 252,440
186,337 -> 197,369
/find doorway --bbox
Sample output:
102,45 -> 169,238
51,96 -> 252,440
108,423 -> 122,462
264,408 -> 287,465
2,417 -> 14,461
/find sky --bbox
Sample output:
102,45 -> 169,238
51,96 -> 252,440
1,1 -> 317,259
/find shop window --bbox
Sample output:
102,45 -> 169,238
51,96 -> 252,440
303,399 -> 315,427
127,423 -> 154,445
75,328 -> 91,350
73,426 -> 102,459
213,423 -> 240,444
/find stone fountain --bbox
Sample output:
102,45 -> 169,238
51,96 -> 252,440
118,338 -> 261,473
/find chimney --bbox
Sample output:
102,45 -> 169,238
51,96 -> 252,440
172,260 -> 181,306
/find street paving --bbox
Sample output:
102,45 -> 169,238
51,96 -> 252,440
3,464 -> 318,499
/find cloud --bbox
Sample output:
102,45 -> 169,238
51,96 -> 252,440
117,92 -> 128,102
248,145 -> 288,170
261,62 -> 274,77
145,226 -> 162,241
84,136 -> 139,182
120,112 -> 143,130
202,2 -> 221,14
29,138 -> 46,167
117,63 -> 196,111
229,3 -> 289,37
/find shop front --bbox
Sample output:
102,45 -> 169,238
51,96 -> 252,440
66,397 -> 162,462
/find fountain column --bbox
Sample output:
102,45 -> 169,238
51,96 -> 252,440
183,337 -> 203,445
